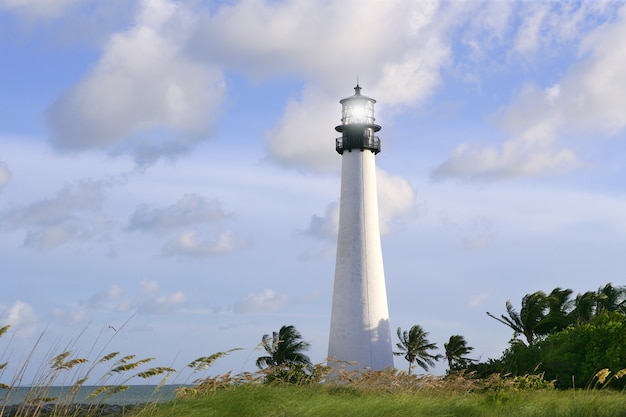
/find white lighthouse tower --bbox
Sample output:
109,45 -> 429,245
328,85 -> 394,370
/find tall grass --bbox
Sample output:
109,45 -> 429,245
0,324 -> 180,416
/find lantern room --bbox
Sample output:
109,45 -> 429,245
335,85 -> 381,154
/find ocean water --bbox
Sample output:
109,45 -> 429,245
0,385 -> 180,406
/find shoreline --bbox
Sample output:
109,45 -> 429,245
0,402 -> 145,417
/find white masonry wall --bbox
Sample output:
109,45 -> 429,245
328,148 -> 394,370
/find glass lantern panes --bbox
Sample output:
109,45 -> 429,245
341,97 -> 375,125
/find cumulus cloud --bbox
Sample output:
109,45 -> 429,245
46,0 -> 225,165
128,193 -> 228,234
50,306 -> 90,323
435,80 -> 579,180
431,136 -> 579,181
0,180 -> 110,251
376,169 -> 416,234
128,194 -> 247,258
191,0 -> 428,85
35,0 -> 441,172
0,161 -> 10,190
48,285 -> 132,320
303,168 -> 415,241
0,301 -> 38,338
233,289 -> 289,314
162,230 -> 250,258
260,0 -> 610,176
60,281 -> 188,316
375,37 -> 449,107
86,284 -> 123,309
34,0 -> 624,175
511,1 -> 617,57
512,2 -> 551,57
432,3 -> 626,181
563,6 -> 626,134
303,202 -> 339,241
139,291 -> 187,314
189,0 -> 448,173
265,88 -> 340,173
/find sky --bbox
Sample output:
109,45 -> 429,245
1,0 -> 625,382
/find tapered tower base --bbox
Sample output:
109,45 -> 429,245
328,148 -> 393,370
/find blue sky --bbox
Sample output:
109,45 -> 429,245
1,0 -> 625,382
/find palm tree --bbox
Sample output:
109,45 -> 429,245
569,291 -> 598,325
394,325 -> 441,375
535,287 -> 573,336
487,291 -> 549,344
595,283 -> 626,315
444,335 -> 475,371
256,325 -> 311,370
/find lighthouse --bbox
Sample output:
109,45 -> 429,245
328,85 -> 394,370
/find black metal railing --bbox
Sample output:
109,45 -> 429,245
336,133 -> 380,154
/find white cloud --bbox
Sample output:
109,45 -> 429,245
265,88 -> 340,174
233,289 -> 289,314
303,202 -> 339,241
46,0 -> 225,165
162,230 -> 250,258
140,279 -> 159,295
127,194 -> 249,258
562,5 -> 626,135
87,284 -> 123,309
0,180 -> 110,251
376,37 -> 450,107
511,2 -> 617,58
139,291 -> 187,314
469,1 -> 512,43
433,3 -> 626,181
30,0 -> 625,175
544,84 -> 561,104
0,301 -> 38,338
303,168 -> 415,241
376,169 -> 416,235
0,161 -> 11,190
513,3 -> 550,57
194,0 -> 449,173
68,281 -> 187,316
191,0 -> 434,87
128,194 -> 228,234
63,281 -> 190,316
431,137 -> 579,181
49,306 -> 90,323
128,193 -> 246,258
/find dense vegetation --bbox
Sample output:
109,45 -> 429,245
474,283 -> 626,388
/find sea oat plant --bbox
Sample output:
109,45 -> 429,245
0,323 -> 178,417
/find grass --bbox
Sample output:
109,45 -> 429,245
143,367 -> 626,417
144,383 -> 626,417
